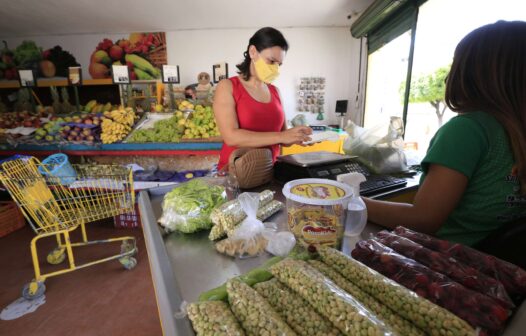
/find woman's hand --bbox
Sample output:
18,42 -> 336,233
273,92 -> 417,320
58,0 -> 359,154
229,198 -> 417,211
280,126 -> 312,146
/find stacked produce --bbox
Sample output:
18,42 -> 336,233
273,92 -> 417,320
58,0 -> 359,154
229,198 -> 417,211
351,239 -> 511,334
127,101 -> 220,143
307,260 -> 424,336
34,118 -> 64,142
269,258 -> 394,336
187,301 -> 245,336
127,111 -> 185,143
227,279 -> 298,336
158,178 -> 226,233
100,107 -> 136,144
0,111 -> 41,129
254,278 -> 341,336
393,226 -> 526,300
374,230 -> 514,308
82,99 -> 115,114
317,246 -> 476,335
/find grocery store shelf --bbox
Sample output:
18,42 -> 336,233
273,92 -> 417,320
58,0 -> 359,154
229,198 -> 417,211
0,78 -> 156,88
0,142 -> 222,156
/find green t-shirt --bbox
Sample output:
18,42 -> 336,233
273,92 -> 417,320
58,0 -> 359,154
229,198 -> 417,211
420,111 -> 526,246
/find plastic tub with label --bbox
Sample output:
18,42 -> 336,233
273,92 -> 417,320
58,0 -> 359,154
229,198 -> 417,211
282,178 -> 353,249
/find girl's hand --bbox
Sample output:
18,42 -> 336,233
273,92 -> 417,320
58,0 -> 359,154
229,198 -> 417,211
280,126 -> 312,145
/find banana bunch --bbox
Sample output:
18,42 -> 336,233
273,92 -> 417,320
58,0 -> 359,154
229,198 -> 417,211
108,108 -> 135,126
100,107 -> 136,144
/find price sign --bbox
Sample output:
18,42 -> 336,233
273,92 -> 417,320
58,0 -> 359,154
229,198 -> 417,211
68,67 -> 82,86
18,69 -> 36,87
112,65 -> 131,84
161,65 -> 180,84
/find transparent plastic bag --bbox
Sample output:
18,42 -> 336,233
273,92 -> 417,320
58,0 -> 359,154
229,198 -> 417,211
158,178 -> 227,233
216,193 -> 267,258
317,246 -> 476,336
352,239 -> 511,334
375,230 -> 513,308
269,258 -> 395,335
343,117 -> 408,174
187,300 -> 245,336
394,226 -> 526,300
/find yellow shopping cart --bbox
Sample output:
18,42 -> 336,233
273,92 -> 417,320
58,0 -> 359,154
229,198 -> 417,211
0,155 -> 138,300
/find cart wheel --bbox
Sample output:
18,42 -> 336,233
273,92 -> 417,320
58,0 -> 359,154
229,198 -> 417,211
22,281 -> 46,300
119,256 -> 137,270
46,247 -> 66,265
121,241 -> 137,256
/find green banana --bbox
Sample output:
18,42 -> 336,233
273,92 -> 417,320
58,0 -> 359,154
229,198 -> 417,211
134,68 -> 154,80
125,54 -> 160,78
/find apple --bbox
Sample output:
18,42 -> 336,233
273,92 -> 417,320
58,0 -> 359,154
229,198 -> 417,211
67,135 -> 75,141
109,45 -> 123,61
70,131 -> 78,137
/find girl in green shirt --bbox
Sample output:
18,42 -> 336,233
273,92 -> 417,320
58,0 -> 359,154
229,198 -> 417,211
365,20 -> 526,246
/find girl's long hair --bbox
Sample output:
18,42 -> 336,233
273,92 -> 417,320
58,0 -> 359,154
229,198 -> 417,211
445,20 -> 526,194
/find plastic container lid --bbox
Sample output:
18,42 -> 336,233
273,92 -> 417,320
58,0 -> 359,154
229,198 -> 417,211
282,178 -> 353,206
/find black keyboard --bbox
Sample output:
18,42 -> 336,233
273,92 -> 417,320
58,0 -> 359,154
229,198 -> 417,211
360,175 -> 408,196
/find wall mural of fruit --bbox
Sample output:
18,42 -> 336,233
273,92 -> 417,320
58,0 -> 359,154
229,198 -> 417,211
0,40 -> 80,80
89,32 -> 166,80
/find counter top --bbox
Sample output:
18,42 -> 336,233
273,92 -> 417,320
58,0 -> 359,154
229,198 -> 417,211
139,181 -> 525,336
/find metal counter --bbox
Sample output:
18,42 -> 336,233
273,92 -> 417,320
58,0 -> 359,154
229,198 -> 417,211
139,185 -> 526,336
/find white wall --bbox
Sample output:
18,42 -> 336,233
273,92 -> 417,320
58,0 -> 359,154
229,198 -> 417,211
4,27 -> 361,125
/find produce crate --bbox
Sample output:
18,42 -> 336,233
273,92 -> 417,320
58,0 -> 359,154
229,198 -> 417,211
0,201 -> 26,237
114,203 -> 141,229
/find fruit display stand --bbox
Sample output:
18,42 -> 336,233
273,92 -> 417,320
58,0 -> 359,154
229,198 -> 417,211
137,182 -> 526,336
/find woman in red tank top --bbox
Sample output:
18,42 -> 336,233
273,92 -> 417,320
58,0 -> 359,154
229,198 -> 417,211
213,27 -> 312,170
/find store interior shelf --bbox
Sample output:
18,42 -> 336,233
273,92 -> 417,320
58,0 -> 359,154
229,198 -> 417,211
0,141 -> 222,156
0,78 -> 153,88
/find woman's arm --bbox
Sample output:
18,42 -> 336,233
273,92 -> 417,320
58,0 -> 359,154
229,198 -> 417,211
363,164 -> 468,234
213,79 -> 311,147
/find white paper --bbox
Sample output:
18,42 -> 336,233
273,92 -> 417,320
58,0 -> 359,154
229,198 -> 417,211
303,130 -> 340,144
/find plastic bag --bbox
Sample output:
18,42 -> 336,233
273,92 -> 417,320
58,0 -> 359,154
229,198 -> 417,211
217,193 -> 267,258
394,226 -> 526,300
317,246 -> 476,336
375,230 -> 514,309
269,258 -> 395,335
351,239 -> 511,334
158,178 -> 226,233
187,300 -> 245,336
343,117 -> 408,174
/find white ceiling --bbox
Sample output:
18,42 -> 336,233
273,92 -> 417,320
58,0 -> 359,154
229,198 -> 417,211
0,0 -> 373,38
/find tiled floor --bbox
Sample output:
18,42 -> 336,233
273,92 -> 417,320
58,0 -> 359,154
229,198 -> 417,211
0,221 -> 162,336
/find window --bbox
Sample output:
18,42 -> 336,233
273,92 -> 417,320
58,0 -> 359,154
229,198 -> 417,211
356,0 -> 526,157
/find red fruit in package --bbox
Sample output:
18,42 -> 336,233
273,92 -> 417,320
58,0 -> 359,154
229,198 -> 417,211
351,239 -> 511,334
394,226 -> 526,300
375,230 -> 514,309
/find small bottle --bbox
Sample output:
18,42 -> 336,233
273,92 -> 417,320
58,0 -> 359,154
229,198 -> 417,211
337,172 -> 368,236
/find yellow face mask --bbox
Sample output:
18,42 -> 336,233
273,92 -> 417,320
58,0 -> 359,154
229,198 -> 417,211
254,57 -> 279,83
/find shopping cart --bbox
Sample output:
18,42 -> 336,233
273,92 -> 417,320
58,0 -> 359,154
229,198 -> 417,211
0,156 -> 138,300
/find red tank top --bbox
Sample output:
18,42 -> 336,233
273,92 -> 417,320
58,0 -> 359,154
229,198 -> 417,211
217,76 -> 285,170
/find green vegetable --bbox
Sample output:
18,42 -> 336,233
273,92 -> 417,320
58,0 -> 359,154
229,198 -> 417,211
187,301 -> 245,336
14,40 -> 42,67
318,247 -> 475,336
158,179 -> 226,233
269,259 -> 395,336
254,279 -> 341,336
198,256 -> 284,302
227,279 -> 297,336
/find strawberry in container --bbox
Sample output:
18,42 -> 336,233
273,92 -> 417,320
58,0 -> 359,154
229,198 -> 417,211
375,230 -> 514,309
351,239 -> 511,335
394,226 -> 526,301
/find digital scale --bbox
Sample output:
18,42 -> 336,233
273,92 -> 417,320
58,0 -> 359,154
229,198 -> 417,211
273,151 -> 407,196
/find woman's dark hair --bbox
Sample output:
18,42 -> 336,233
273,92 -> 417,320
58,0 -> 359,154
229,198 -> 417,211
236,27 -> 289,80
445,20 -> 526,194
